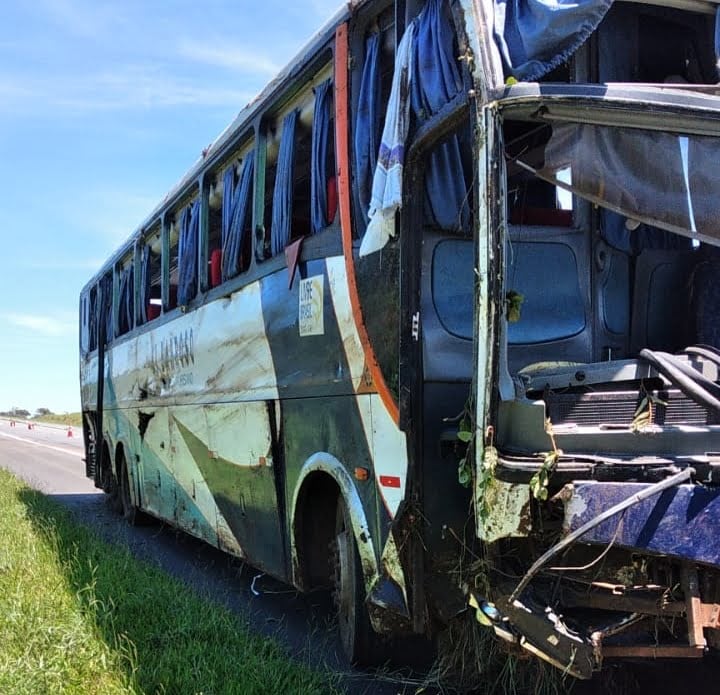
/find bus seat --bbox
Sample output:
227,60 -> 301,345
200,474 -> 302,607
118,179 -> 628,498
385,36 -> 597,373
210,249 -> 222,288
510,207 -> 573,227
327,176 -> 337,223
630,249 -> 697,355
691,247 -> 720,349
147,303 -> 161,320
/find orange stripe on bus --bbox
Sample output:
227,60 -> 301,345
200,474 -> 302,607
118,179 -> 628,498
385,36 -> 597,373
334,23 -> 400,426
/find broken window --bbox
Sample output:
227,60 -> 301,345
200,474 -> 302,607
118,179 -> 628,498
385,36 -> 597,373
310,78 -> 335,233
207,175 -> 223,288
527,122 -> 720,245
221,148 -> 255,282
270,109 -> 300,256
354,8 -> 396,231
116,254 -> 134,337
264,61 -> 333,258
167,193 -> 199,309
596,4 -> 717,84
80,291 -> 92,355
178,200 -> 200,306
139,225 -> 162,324
100,271 -> 113,345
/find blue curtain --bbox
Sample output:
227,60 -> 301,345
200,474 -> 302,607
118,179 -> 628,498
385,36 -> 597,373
139,245 -> 150,324
411,0 -> 463,118
355,32 -> 381,226
178,200 -> 199,306
494,0 -> 613,81
222,151 -> 255,281
412,0 -> 469,232
101,274 -> 113,344
118,265 -> 133,334
311,79 -> 333,234
271,110 -> 299,256
716,9 -> 720,80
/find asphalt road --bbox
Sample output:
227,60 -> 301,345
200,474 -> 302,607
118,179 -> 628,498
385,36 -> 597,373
0,421 -> 424,695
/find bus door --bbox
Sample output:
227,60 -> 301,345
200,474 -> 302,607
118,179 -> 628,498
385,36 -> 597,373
408,118 -> 477,596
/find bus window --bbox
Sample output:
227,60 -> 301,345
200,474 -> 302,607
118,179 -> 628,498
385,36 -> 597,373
178,200 -> 200,306
80,292 -> 89,355
310,78 -> 335,233
354,9 -> 396,232
139,225 -> 162,323
597,4 -> 716,85
267,63 -> 333,257
100,271 -> 113,345
167,217 -> 180,310
167,194 -> 199,309
505,121 -> 574,228
269,109 -> 302,256
219,146 -> 254,283
207,175 -> 223,287
88,285 -> 98,352
116,253 -> 134,337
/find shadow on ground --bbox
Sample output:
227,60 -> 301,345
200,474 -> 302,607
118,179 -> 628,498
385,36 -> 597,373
18,486 -> 433,694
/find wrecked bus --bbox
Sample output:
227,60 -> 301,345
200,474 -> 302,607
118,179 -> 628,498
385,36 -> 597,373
79,0 -> 720,680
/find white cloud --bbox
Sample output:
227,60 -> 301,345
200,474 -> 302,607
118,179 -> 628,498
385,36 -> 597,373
34,0 -> 125,39
0,65 -> 257,116
178,41 -> 280,76
20,257 -> 104,271
4,312 -> 76,337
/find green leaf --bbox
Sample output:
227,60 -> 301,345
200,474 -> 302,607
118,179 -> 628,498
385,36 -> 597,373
457,430 -> 473,443
505,290 -> 524,323
458,458 -> 471,487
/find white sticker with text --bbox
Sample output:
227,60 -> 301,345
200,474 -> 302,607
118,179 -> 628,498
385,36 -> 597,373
299,275 -> 324,336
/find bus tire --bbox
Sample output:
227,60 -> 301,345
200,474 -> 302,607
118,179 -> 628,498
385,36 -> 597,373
332,496 -> 381,665
118,451 -> 149,526
100,460 -> 122,515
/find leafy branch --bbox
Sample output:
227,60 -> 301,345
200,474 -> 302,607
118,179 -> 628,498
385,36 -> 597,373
631,384 -> 667,432
529,419 -> 562,501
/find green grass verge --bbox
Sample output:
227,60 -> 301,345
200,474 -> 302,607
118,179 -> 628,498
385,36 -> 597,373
33,412 -> 83,427
0,468 -> 340,695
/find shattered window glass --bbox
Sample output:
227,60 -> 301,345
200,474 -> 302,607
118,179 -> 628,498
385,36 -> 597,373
518,123 -> 720,246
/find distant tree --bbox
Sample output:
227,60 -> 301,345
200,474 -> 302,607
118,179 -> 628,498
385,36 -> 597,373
34,407 -> 53,418
12,408 -> 30,418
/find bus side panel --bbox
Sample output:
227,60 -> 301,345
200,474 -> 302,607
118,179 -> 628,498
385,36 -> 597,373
260,256 -> 389,557
169,401 -> 287,578
282,395 -> 380,540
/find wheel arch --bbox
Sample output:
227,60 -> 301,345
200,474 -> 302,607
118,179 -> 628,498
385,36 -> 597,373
290,452 -> 379,594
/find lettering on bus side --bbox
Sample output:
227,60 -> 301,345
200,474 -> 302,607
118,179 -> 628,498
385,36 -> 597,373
299,275 -> 324,337
150,329 -> 195,380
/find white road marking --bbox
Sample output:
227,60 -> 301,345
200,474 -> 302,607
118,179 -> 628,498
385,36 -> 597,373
0,430 -> 82,458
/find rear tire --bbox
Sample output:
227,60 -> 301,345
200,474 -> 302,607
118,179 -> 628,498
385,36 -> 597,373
118,452 -> 149,526
100,447 -> 122,515
333,497 -> 382,665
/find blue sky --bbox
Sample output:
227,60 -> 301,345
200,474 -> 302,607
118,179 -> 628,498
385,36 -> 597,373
0,0 -> 340,414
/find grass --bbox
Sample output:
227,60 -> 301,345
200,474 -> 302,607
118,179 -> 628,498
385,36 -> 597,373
0,467 -> 340,695
33,412 -> 83,427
